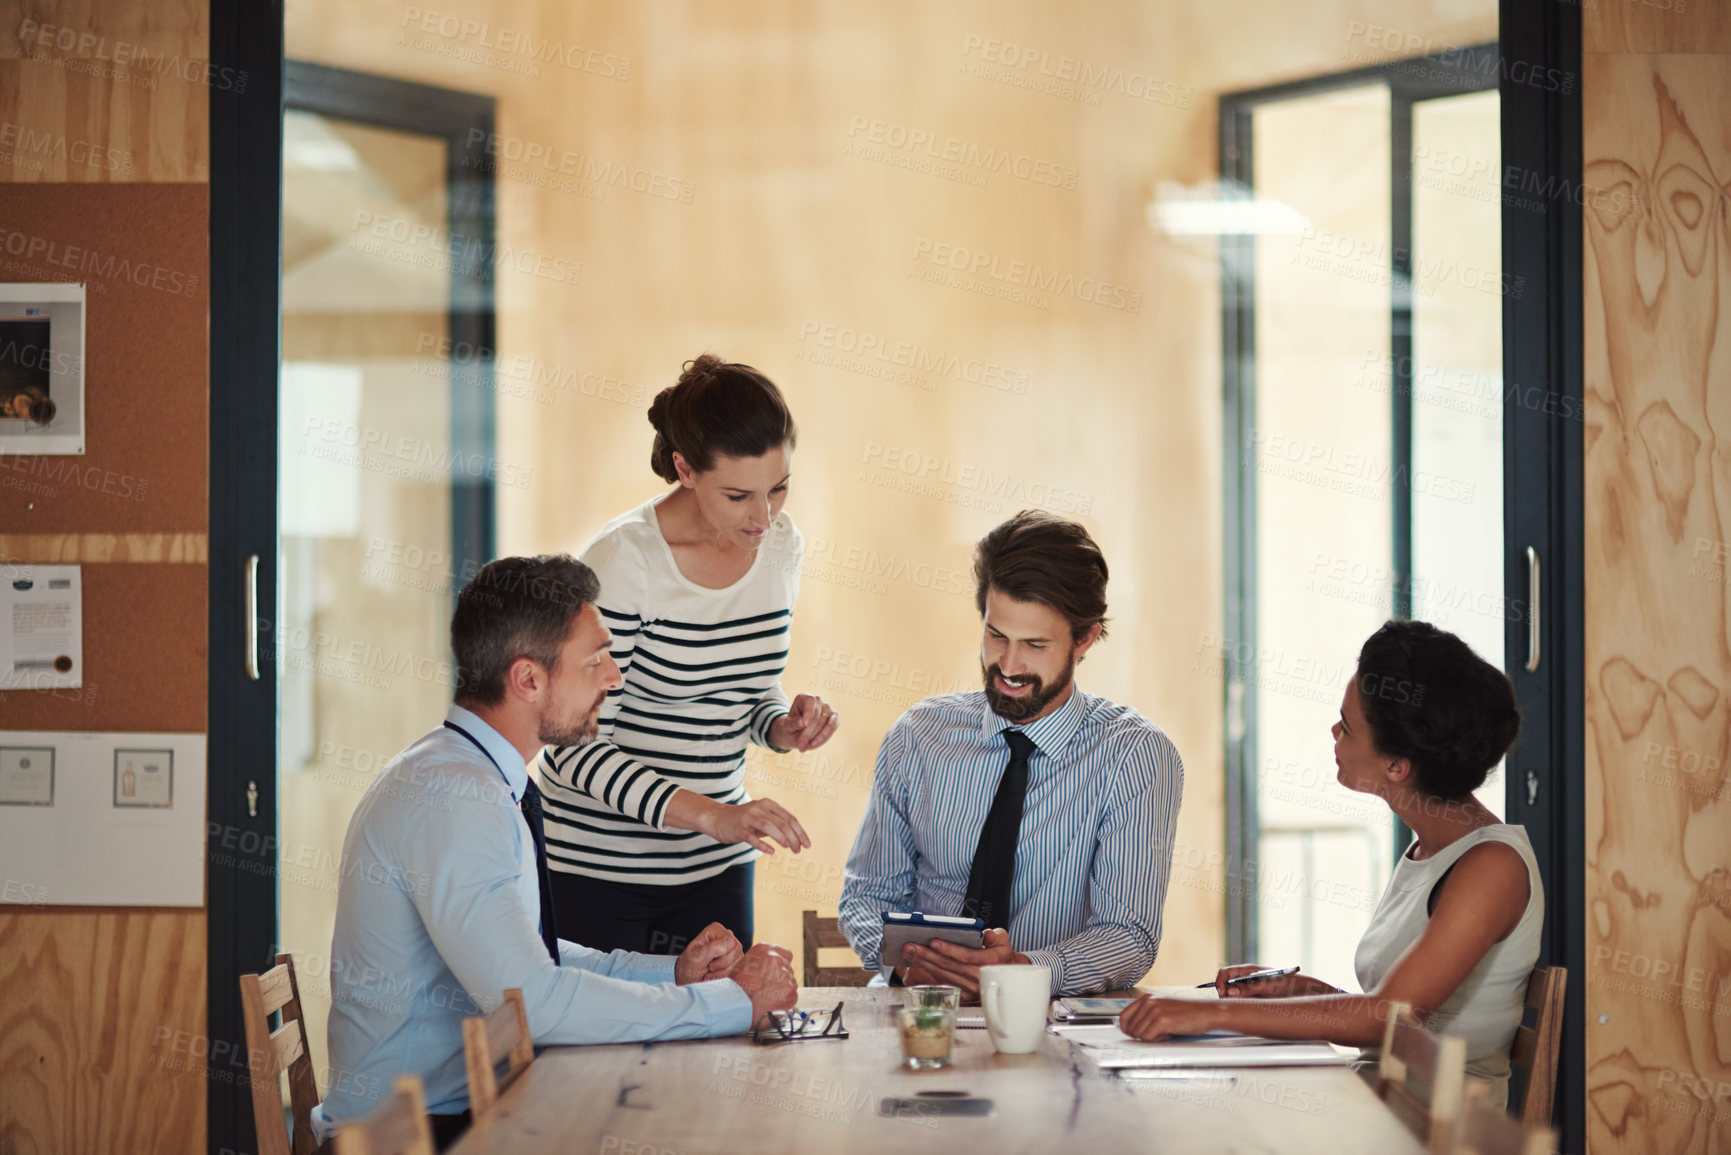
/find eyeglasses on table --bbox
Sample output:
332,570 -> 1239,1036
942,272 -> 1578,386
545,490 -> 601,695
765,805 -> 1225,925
752,1001 -> 848,1045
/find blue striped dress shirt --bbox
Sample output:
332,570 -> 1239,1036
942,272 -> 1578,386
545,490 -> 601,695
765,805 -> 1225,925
840,687 -> 1183,996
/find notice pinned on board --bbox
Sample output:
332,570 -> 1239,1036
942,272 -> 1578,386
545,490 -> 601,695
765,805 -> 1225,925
0,565 -> 82,690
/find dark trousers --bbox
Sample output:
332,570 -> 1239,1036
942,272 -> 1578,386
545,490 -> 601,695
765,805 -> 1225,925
429,1111 -> 472,1151
549,862 -> 755,956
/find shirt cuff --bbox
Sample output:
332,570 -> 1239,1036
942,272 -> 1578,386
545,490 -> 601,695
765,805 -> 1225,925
640,955 -> 679,985
1020,950 -> 1065,996
643,777 -> 682,833
856,938 -> 883,971
698,977 -> 758,1034
749,700 -> 791,750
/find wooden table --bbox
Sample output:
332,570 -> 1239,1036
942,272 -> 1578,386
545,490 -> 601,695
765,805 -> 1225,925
446,987 -> 1425,1154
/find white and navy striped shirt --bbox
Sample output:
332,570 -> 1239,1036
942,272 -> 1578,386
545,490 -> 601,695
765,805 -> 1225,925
534,499 -> 799,885
840,687 -> 1184,996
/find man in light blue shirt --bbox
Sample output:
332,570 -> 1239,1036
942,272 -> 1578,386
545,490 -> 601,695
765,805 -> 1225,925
841,512 -> 1183,998
314,555 -> 797,1146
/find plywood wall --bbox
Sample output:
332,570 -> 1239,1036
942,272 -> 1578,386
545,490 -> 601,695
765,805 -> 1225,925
0,2 -> 210,1153
286,0 -> 1494,993
1583,8 -> 1731,1153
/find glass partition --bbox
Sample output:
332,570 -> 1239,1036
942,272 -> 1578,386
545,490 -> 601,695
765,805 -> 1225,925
277,109 -> 456,1080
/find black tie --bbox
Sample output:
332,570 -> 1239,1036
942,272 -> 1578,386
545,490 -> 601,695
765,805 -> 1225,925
519,777 -> 561,963
961,729 -> 1038,928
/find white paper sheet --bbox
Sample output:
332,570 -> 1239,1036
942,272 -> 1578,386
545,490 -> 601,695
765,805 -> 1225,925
1090,1043 -> 1351,1069
0,565 -> 82,689
1053,1024 -> 1278,1048
1138,985 -> 1224,1002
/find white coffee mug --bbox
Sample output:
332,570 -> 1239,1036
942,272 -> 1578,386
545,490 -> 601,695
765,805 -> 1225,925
980,964 -> 1052,1054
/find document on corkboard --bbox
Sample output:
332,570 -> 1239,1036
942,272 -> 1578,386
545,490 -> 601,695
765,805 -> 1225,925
1,564 -> 82,690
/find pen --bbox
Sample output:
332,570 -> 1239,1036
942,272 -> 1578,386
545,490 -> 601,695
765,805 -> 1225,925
1196,965 -> 1301,988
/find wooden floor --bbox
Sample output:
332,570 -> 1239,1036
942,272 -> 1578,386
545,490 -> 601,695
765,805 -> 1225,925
445,987 -> 1423,1155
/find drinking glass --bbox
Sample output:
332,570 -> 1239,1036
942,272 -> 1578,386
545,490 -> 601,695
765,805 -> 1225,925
897,1004 -> 957,1070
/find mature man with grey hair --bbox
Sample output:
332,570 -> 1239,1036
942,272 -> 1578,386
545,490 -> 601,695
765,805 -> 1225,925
314,554 -> 796,1150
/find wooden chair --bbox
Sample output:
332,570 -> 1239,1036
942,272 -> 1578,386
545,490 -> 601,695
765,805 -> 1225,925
462,988 -> 535,1119
1510,966 -> 1567,1129
333,1076 -> 435,1155
1376,1004 -> 1469,1155
239,953 -> 329,1155
1454,1082 -> 1556,1155
802,910 -> 873,987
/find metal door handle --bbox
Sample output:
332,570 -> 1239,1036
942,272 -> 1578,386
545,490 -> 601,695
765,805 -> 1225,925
1525,547 -> 1540,673
244,554 -> 259,682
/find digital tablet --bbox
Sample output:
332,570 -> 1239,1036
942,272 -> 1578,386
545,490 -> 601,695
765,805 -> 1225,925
880,911 -> 985,967
1053,996 -> 1137,1021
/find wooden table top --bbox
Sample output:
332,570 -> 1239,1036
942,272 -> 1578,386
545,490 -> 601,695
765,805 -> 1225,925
446,987 -> 1425,1155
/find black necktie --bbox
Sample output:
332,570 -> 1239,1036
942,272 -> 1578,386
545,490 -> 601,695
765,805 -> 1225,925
961,729 -> 1038,928
519,777 -> 561,963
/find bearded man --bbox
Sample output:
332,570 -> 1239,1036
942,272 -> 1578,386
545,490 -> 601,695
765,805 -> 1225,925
839,512 -> 1184,997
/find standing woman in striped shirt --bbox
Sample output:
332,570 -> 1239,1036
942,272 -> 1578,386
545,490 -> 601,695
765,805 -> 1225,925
534,355 -> 839,955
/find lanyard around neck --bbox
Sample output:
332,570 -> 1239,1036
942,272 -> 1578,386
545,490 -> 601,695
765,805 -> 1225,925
443,720 -> 515,795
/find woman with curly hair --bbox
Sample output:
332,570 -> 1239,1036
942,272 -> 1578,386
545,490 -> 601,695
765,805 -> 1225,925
1121,619 -> 1538,1107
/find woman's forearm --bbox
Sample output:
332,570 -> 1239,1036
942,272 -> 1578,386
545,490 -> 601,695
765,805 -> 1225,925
1208,993 -> 1391,1048
661,788 -> 720,837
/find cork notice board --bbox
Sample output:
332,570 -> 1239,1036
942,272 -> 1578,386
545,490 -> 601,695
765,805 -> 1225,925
0,183 -> 208,532
0,183 -> 208,733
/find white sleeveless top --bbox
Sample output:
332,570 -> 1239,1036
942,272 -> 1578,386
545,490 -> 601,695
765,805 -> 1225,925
1353,824 -> 1544,1101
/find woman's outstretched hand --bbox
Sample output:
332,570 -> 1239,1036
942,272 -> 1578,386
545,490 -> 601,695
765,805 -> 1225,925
770,694 -> 839,752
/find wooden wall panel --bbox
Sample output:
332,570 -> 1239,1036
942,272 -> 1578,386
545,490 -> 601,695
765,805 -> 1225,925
1586,3 -> 1731,56
1582,46 -> 1731,1155
0,531 -> 207,562
0,1 -> 210,1151
0,0 -> 210,182
0,909 -> 206,1155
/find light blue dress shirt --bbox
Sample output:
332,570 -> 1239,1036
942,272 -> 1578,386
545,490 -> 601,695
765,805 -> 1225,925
840,688 -> 1183,996
312,704 -> 753,1138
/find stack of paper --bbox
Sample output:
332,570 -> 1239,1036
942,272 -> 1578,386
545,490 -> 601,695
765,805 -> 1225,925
1051,1023 -> 1350,1069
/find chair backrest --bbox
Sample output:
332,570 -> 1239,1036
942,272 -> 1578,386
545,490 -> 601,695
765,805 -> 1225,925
333,1076 -> 435,1155
238,952 -> 326,1155
462,988 -> 535,1118
1509,966 -> 1567,1128
802,910 -> 873,987
1454,1082 -> 1556,1155
1377,1004 -> 1469,1155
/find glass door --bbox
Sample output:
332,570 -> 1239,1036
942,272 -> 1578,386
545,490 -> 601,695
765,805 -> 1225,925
273,63 -> 496,1102
1248,83 -> 1398,984
1220,47 -> 1502,972
1410,89 -> 1505,822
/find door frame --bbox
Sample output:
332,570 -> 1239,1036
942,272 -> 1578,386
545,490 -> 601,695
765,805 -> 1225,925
206,25 -> 497,1151
1498,3 -> 1584,1150
207,4 -> 284,1151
